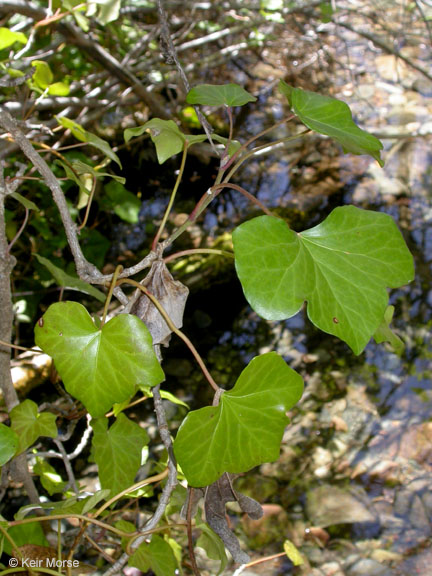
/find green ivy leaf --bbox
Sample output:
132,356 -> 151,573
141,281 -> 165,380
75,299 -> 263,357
124,118 -> 240,164
173,352 -> 303,487
196,522 -> 228,575
47,81 -> 70,96
57,117 -> 122,168
33,458 -> 67,495
0,27 -> 27,50
232,207 -> 414,354
9,192 -> 39,212
124,119 -> 184,164
373,305 -> 404,353
279,81 -> 384,166
34,254 -> 106,302
71,159 -> 125,184
2,522 -> 49,556
0,423 -> 19,466
102,180 -> 141,223
34,302 -> 165,417
91,414 -> 149,493
129,535 -> 178,576
186,83 -> 257,107
10,400 -> 57,455
31,60 -> 54,89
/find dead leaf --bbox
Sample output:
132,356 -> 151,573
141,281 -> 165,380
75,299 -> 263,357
130,260 -> 189,346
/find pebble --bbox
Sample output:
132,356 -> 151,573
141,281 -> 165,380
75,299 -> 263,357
346,558 -> 390,576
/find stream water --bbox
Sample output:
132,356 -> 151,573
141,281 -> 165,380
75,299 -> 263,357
113,10 -> 432,576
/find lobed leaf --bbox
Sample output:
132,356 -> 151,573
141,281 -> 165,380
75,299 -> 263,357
232,206 -> 414,354
186,83 -> 257,107
91,414 -> 149,493
279,81 -> 384,166
124,118 -> 240,164
0,423 -> 19,466
128,535 -> 178,576
34,302 -> 164,417
10,399 -> 57,455
173,352 -> 303,487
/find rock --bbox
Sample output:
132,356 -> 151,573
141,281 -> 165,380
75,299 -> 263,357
346,558 -> 390,576
307,485 -> 377,527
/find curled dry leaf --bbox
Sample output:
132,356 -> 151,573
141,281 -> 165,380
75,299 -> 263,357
183,473 -> 263,564
130,260 -> 189,346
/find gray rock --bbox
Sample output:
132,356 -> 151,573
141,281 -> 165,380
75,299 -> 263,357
346,558 -> 390,576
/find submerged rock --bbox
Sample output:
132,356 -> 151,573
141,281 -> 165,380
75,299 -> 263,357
306,485 -> 377,527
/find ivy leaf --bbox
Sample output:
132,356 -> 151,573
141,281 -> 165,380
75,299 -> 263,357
0,423 -> 19,466
173,352 -> 303,487
10,400 -> 57,455
0,27 -> 27,50
186,83 -> 257,107
232,207 -> 414,355
2,523 -> 48,556
196,523 -> 228,575
91,414 -> 149,493
9,192 -> 39,212
284,539 -> 304,566
34,254 -> 106,302
33,458 -> 67,495
47,81 -> 70,96
34,302 -> 165,417
31,60 -> 53,89
279,81 -> 384,166
124,119 -> 184,164
71,159 -> 125,184
373,305 -> 404,353
56,117 -> 122,168
124,119 -> 240,164
102,180 -> 141,224
129,535 -> 178,576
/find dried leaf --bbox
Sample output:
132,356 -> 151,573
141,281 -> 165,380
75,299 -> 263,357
183,473 -> 263,564
130,260 -> 189,346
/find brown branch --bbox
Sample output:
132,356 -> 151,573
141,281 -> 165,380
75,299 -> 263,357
0,0 -> 168,119
0,106 -> 100,282
0,164 -> 40,506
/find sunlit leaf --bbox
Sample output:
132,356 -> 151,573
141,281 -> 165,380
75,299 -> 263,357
91,414 -> 149,493
10,400 -> 57,455
186,83 -> 257,107
233,207 -> 414,354
57,117 -> 122,167
284,539 -> 304,566
34,302 -> 165,417
33,458 -> 67,495
279,81 -> 384,166
173,352 -> 303,487
0,27 -> 27,50
31,60 -> 53,89
0,423 -> 19,466
128,535 -> 178,576
47,81 -> 70,96
34,254 -> 106,302
88,0 -> 121,24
